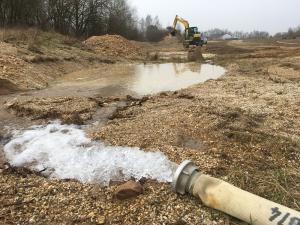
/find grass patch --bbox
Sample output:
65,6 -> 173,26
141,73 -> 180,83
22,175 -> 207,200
228,167 -> 300,210
0,27 -> 82,51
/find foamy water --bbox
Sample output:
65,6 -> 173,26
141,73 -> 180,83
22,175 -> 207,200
4,122 -> 177,185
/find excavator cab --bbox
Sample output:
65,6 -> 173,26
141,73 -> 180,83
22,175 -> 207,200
185,27 -> 201,46
189,27 -> 199,35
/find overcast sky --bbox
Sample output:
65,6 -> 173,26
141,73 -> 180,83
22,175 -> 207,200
128,0 -> 300,34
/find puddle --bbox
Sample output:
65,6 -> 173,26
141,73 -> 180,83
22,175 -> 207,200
28,63 -> 225,98
131,63 -> 225,95
4,122 -> 177,185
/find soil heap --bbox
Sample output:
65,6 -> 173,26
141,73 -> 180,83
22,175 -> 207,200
0,42 -> 48,93
83,35 -> 142,59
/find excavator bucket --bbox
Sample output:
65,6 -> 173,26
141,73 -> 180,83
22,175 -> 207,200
170,30 -> 177,36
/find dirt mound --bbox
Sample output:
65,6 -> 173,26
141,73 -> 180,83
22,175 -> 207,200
0,30 -> 118,93
83,35 -> 142,59
5,97 -> 98,124
187,46 -> 204,61
159,35 -> 181,45
0,54 -> 50,91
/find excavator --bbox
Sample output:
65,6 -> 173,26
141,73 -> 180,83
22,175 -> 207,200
171,15 -> 207,48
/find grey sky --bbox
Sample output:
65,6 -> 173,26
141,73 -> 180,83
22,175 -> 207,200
128,0 -> 300,34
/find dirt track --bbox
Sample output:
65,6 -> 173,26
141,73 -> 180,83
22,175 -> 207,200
0,34 -> 300,224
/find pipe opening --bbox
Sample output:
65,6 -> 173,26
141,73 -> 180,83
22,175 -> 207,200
172,160 -> 200,195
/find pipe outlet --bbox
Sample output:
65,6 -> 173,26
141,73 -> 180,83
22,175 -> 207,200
172,160 -> 300,225
172,160 -> 200,195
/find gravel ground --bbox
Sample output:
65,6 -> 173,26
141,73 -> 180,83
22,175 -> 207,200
1,39 -> 300,224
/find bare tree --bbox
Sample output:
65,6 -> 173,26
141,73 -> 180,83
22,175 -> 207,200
0,0 -> 164,41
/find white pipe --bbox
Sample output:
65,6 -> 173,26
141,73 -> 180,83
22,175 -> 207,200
173,160 -> 300,225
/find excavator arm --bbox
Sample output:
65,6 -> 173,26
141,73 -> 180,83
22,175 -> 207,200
171,15 -> 190,35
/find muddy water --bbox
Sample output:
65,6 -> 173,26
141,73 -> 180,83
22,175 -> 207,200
131,63 -> 225,95
28,63 -> 225,98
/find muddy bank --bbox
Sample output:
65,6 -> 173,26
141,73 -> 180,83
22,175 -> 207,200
3,95 -> 149,125
0,29 -> 116,92
0,79 -> 19,95
5,97 -> 99,124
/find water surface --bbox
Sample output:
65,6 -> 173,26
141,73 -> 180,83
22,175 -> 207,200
131,63 -> 225,95
26,63 -> 226,97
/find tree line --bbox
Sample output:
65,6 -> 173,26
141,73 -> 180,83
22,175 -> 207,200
204,28 -> 270,40
274,25 -> 300,39
0,0 -> 167,41
204,26 -> 300,40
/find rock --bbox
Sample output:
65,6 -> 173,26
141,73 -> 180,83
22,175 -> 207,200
4,98 -> 17,108
177,93 -> 195,100
113,181 -> 143,200
96,216 -> 106,225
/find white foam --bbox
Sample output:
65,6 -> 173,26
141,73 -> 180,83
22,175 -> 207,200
4,122 -> 177,185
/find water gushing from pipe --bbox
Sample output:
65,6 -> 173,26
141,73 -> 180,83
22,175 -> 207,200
4,122 -> 177,186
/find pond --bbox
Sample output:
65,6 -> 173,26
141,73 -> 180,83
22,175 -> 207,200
25,62 -> 226,98
130,63 -> 226,95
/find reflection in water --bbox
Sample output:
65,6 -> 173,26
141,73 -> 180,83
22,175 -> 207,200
32,63 -> 226,98
172,63 -> 201,74
131,63 -> 225,95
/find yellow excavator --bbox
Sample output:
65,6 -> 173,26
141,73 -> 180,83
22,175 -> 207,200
171,15 -> 207,48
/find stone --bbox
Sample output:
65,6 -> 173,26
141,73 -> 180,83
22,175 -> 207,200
96,216 -> 106,225
113,181 -> 143,200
